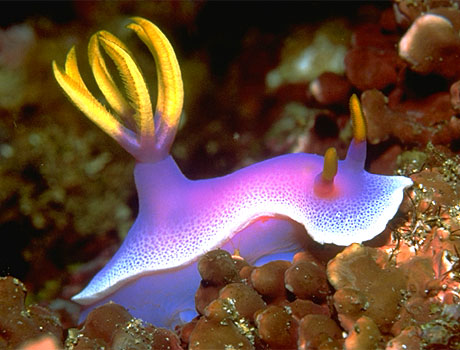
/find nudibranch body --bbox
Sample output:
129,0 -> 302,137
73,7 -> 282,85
53,18 -> 413,328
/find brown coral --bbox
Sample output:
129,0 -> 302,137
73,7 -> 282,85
69,302 -> 182,350
298,314 -> 342,350
327,244 -> 407,333
250,260 -> 291,303
284,260 -> 330,303
361,89 -> 460,145
0,277 -> 63,349
188,318 -> 254,350
195,249 -> 243,315
255,305 -> 298,349
218,283 -> 266,321
345,23 -> 401,91
309,72 -> 351,105
399,9 -> 460,79
344,316 -> 383,350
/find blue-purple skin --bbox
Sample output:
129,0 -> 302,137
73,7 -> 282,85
73,139 -> 412,328
52,18 -> 413,329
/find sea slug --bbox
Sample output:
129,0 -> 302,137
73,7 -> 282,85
52,17 -> 413,328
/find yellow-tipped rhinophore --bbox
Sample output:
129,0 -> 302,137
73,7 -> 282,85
52,17 -> 184,162
349,94 -> 366,143
321,147 -> 338,182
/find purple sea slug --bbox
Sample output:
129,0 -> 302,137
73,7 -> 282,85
52,17 -> 413,328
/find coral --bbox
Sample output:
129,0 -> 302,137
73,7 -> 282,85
19,336 -> 61,350
419,304 -> 460,349
0,121 -> 134,301
310,72 -> 351,105
398,8 -> 460,79
188,318 -> 254,350
0,277 -> 63,349
345,23 -> 401,91
394,143 -> 460,253
197,249 -> 242,286
361,89 -> 459,145
250,260 -> 291,303
284,260 -> 329,303
0,23 -> 35,110
66,303 -> 182,349
450,79 -> 460,111
195,250 -> 243,315
287,299 -> 330,321
217,283 -> 266,321
255,305 -> 298,349
327,244 -> 408,333
298,314 -> 342,350
344,315 -> 383,350
385,326 -> 422,350
388,145 -> 460,349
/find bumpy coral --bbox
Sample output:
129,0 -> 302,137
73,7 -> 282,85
250,261 -> 291,303
217,283 -> 266,321
188,318 -> 254,350
361,89 -> 459,145
19,336 -> 61,350
344,316 -> 383,350
284,260 -> 329,303
345,23 -> 401,91
399,8 -> 460,79
66,303 -> 182,349
328,244 -> 408,333
298,314 -> 342,350
309,72 -> 351,105
0,277 -> 62,349
255,305 -> 298,349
